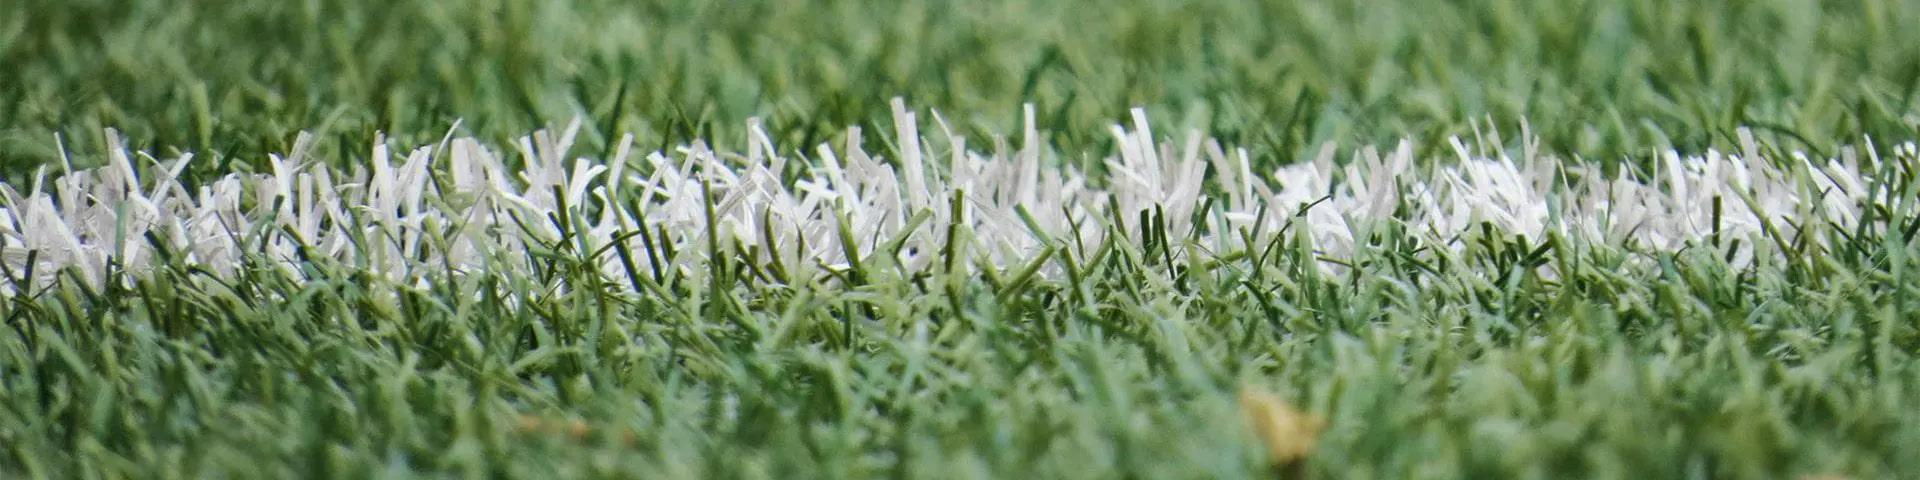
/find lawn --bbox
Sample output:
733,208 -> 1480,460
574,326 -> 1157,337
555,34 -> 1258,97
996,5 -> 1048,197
2,0 -> 1919,478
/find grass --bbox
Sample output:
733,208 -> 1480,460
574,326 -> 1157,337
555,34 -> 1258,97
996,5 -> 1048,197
3,0 -> 1920,478
8,0 -> 1920,177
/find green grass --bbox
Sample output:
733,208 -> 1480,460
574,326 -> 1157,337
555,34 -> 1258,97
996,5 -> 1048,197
7,0 -> 1920,177
4,0 -> 1920,478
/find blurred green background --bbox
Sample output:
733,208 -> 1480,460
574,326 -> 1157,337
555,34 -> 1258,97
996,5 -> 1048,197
4,0 -> 1918,175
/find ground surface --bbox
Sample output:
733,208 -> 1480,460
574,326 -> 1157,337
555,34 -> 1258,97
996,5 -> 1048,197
3,0 -> 1919,478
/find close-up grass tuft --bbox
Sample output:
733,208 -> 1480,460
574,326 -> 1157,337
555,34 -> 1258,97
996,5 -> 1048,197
3,0 -> 1920,479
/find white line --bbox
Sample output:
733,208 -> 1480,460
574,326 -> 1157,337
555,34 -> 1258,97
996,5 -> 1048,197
0,100 -> 1908,292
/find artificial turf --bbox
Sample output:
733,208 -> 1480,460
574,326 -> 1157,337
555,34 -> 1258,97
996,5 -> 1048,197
3,0 -> 1920,478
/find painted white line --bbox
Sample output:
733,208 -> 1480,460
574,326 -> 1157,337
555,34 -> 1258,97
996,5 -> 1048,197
1,99 -> 1908,292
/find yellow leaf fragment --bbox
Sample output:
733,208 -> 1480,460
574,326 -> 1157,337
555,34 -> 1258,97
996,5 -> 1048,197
1238,388 -> 1326,464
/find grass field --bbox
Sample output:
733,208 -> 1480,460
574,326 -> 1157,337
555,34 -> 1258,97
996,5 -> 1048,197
4,0 -> 1920,478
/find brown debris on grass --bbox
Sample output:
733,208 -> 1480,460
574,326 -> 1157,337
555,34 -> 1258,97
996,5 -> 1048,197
1238,388 -> 1326,474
